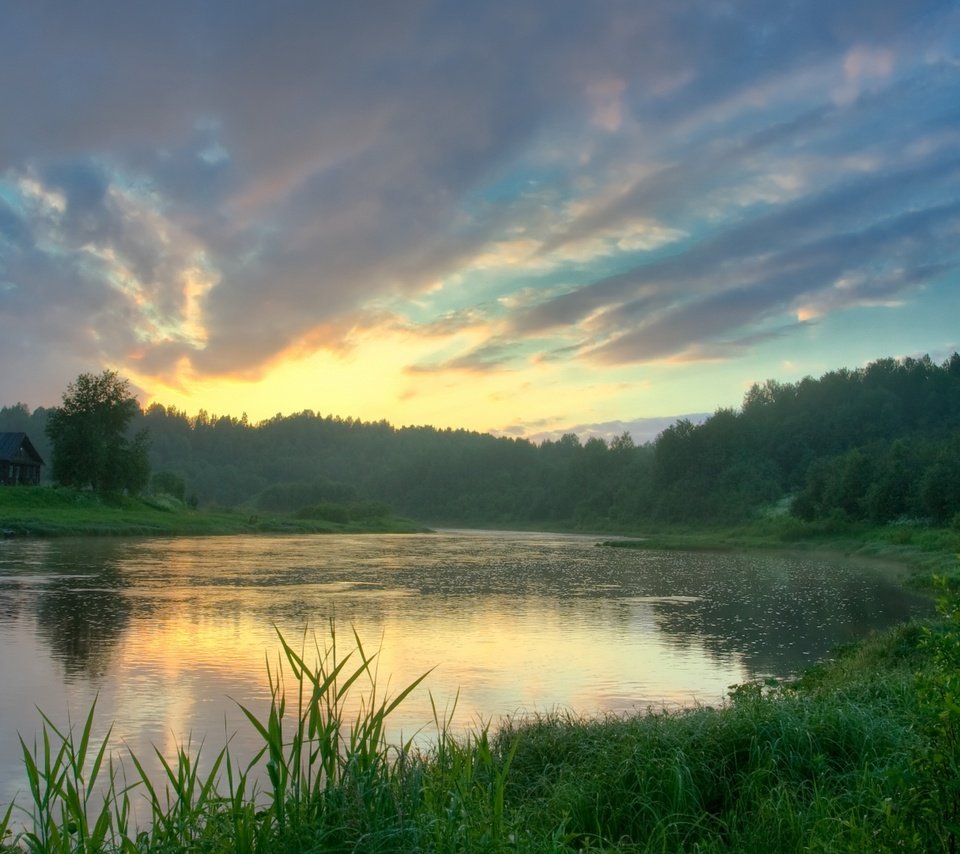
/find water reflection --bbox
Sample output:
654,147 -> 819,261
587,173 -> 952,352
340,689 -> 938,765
35,572 -> 131,679
0,531 -> 931,809
626,552 -> 920,674
1,540 -> 135,678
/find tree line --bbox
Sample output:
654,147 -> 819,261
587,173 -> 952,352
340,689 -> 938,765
650,354 -> 960,524
3,353 -> 959,527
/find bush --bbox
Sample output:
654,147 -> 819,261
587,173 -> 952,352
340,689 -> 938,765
151,470 -> 186,502
255,478 -> 356,512
294,502 -> 350,523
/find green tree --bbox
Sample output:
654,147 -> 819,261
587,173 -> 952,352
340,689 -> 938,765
920,455 -> 960,524
45,371 -> 151,495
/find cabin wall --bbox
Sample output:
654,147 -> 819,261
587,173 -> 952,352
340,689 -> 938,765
0,461 -> 42,485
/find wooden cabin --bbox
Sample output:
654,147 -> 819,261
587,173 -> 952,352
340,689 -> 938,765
0,432 -> 45,485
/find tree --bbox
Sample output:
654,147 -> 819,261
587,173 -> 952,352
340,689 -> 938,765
45,371 -> 151,495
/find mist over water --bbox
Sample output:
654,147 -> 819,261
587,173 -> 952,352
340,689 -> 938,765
0,531 -> 930,807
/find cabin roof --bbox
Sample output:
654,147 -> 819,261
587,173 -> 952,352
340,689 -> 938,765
0,432 -> 45,466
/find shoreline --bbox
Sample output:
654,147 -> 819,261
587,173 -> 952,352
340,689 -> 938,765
0,486 -> 428,538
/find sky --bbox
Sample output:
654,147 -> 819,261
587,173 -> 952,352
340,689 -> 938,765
1,1 -> 958,443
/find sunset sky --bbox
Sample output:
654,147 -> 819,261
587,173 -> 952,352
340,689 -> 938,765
1,1 -> 958,442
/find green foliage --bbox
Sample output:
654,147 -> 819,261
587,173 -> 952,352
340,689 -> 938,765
255,478 -> 356,512
151,471 -> 186,502
908,576 -> 960,850
294,501 -> 391,523
652,353 -> 960,525
15,699 -> 132,853
920,455 -> 960,524
137,404 -> 658,525
45,372 -> 151,497
793,434 -> 960,526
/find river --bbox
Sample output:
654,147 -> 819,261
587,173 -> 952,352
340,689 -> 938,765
0,529 -> 929,808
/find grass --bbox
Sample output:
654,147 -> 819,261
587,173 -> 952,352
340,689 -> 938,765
3,586 -> 960,852
0,487 -> 427,537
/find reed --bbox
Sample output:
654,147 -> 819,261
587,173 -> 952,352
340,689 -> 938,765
13,701 -> 134,853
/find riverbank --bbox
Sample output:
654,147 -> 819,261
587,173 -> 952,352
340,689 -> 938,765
0,487 -> 426,537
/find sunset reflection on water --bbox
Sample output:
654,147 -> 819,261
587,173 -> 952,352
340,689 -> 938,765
0,531 -> 930,808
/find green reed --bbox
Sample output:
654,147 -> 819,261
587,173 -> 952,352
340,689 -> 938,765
13,701 -> 134,853
233,622 -> 432,849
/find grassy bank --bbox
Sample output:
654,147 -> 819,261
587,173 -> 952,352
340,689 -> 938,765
3,576 -> 960,852
0,487 -> 426,537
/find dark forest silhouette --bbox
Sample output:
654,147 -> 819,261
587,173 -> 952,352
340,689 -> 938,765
3,353 -> 959,527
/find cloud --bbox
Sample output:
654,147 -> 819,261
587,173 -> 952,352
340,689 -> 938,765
511,150 -> 960,365
0,0 -> 957,415
405,338 -> 530,375
500,413 -> 711,445
834,45 -> 896,104
586,78 -> 628,132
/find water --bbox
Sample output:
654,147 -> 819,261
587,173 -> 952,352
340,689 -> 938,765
0,530 -> 929,808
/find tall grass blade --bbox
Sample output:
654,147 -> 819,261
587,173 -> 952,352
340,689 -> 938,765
0,799 -> 14,851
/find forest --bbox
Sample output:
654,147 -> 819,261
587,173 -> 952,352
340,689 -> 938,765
3,352 -> 960,528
